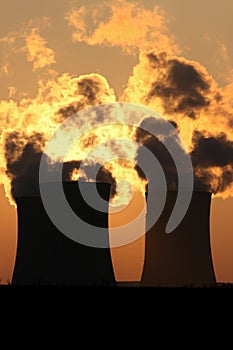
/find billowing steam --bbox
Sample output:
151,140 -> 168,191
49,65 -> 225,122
135,117 -> 179,190
4,130 -> 117,199
122,50 -> 233,197
65,0 -> 178,54
1,0 -> 233,210
0,73 -> 117,205
190,131 -> 233,194
0,17 -> 55,71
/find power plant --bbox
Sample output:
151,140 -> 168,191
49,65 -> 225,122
141,191 -> 217,287
12,180 -> 217,287
12,181 -> 116,286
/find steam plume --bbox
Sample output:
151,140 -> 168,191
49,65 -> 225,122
1,0 -> 233,209
65,0 -> 178,54
122,50 -> 233,197
0,72 -> 116,205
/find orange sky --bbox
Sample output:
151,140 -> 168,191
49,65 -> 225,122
0,0 -> 233,284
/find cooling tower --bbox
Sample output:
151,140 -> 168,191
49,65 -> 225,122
141,191 -> 216,287
12,182 -> 116,286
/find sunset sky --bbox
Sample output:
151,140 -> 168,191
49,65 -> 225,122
0,0 -> 233,284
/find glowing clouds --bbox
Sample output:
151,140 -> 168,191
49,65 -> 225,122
121,50 -> 233,197
65,0 -> 177,53
122,51 -> 233,140
4,132 -> 46,198
0,18 -> 55,72
0,72 -> 117,205
25,28 -> 55,71
1,1 -> 233,206
122,52 -> 215,119
135,116 -> 189,191
147,55 -> 211,118
57,74 -> 116,122
191,131 -> 233,194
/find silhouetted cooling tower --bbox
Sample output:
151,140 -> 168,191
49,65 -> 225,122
12,182 -> 116,286
141,191 -> 216,287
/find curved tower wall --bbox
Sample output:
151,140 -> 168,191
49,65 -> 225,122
141,191 -> 216,287
12,182 -> 116,286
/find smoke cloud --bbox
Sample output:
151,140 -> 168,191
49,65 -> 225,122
134,118 -> 233,195
135,117 -> 187,191
4,132 -> 117,200
122,51 -> 222,121
56,74 -> 116,122
121,49 -> 233,197
65,0 -> 178,54
1,0 -> 233,207
146,53 -> 211,119
25,28 -> 56,71
0,71 -> 117,205
0,18 -> 55,71
190,131 -> 233,193
4,131 -> 46,198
